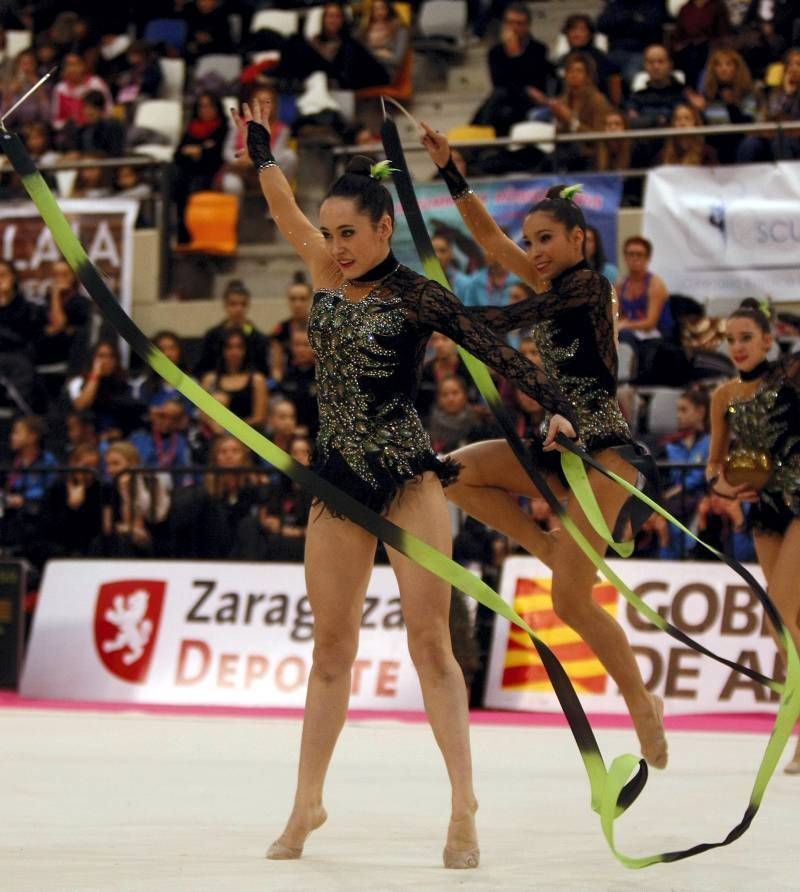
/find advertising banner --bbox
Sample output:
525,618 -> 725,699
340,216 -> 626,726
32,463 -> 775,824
643,162 -> 800,302
20,560 -> 424,710
391,175 -> 623,287
485,557 -> 781,715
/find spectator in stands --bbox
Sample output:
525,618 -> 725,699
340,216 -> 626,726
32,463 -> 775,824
584,226 -> 619,284
428,375 -> 485,454
596,108 -> 633,171
224,83 -> 297,197
626,44 -> 687,132
201,327 -> 269,432
356,0 -> 409,83
0,259 -> 44,412
61,89 -> 126,156
278,434 -> 314,537
109,40 -> 162,115
733,0 -> 792,80
137,330 -> 194,413
656,387 -> 712,557
460,259 -> 520,308
50,52 -> 112,132
184,0 -> 234,61
471,2 -> 554,136
270,272 -> 313,383
557,14 -> 622,105
658,102 -> 718,164
687,47 -> 757,163
671,0 -> 731,89
616,236 -> 674,343
549,52 -> 613,170
130,398 -> 192,474
67,340 -> 143,442
34,258 -> 92,389
263,398 -> 299,475
34,36 -> 59,78
72,158 -> 114,198
738,46 -> 800,162
170,90 -> 228,245
597,0 -> 669,85
1,49 -> 51,127
64,409 -> 100,459
417,332 -> 474,421
277,327 -> 318,436
96,439 -> 170,557
692,491 -> 756,561
37,442 -> 104,563
167,433 -> 262,558
48,11 -> 100,70
22,121 -> 60,169
195,280 -> 270,377
431,233 -> 470,295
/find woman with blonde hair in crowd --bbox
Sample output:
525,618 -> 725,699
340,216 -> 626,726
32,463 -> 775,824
707,298 -> 800,773
596,108 -> 632,172
659,102 -> 718,165
687,46 -> 757,162
356,0 -> 409,83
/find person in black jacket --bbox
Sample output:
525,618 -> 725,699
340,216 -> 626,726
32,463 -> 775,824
0,259 -> 44,412
471,2 -> 554,135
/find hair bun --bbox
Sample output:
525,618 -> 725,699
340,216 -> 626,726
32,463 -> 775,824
345,155 -> 375,177
739,296 -> 773,321
546,184 -> 569,200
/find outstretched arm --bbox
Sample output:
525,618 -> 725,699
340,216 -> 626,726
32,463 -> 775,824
232,99 -> 338,288
419,122 -> 536,287
415,280 -> 578,448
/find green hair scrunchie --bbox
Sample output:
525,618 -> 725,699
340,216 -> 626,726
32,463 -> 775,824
559,183 -> 583,201
370,159 -> 400,180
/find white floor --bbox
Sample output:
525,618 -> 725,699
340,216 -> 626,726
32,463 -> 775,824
0,708 -> 796,891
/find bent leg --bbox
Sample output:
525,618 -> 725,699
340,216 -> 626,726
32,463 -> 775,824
549,449 -> 667,767
445,439 -> 566,568
386,473 -> 479,866
269,504 -> 377,855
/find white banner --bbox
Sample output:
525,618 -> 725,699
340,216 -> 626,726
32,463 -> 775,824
643,162 -> 800,302
20,560 -> 424,710
485,557 -> 781,716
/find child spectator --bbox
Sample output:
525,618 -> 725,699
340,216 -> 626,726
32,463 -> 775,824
73,158 -> 113,198
200,327 -> 268,432
264,398 -> 298,456
417,332 -> 474,421
270,273 -> 313,383
61,89 -> 125,156
170,91 -> 228,245
64,410 -> 99,459
658,102 -> 718,165
50,52 -> 112,131
114,164 -> 152,201
428,375 -> 486,453
278,328 -> 318,436
130,398 -> 192,475
1,49 -> 51,127
584,225 -> 618,284
195,280 -> 270,377
137,330 -> 193,413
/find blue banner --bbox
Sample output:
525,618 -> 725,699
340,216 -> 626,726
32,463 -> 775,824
391,174 -> 623,287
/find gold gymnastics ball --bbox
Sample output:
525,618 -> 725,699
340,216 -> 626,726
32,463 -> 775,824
724,450 -> 773,489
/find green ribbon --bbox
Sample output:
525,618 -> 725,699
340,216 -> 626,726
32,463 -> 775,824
380,114 -> 800,867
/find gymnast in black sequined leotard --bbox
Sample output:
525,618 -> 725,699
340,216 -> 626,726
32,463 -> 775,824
235,98 -> 579,867
309,256 -> 577,512
420,123 -> 668,771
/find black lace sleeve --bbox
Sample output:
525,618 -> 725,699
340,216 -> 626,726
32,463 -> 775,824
411,279 -> 579,430
467,268 -> 606,333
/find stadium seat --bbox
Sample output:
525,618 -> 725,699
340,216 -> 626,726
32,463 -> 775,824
509,120 -> 556,153
765,62 -> 785,88
356,2 -> 413,100
3,30 -> 32,60
303,6 -> 325,40
133,99 -> 183,148
416,0 -> 467,54
143,18 -> 187,51
158,58 -> 186,101
178,192 -> 240,255
193,53 -> 242,85
554,31 -> 608,59
251,9 -> 299,37
447,125 -> 496,142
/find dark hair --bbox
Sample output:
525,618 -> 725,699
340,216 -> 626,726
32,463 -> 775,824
0,258 -> 19,288
438,374 -> 468,395
585,225 -> 607,270
624,235 -> 652,258
563,50 -> 598,85
679,387 -> 711,431
528,184 -> 587,232
291,270 -> 307,285
563,13 -> 595,36
83,90 -> 106,110
729,298 -> 772,334
223,279 -> 250,301
318,2 -> 350,41
324,155 -> 395,226
14,414 -> 47,441
192,90 -> 224,121
505,2 -> 532,24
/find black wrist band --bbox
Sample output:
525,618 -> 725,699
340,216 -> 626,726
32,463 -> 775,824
438,155 -> 471,200
246,121 -> 276,171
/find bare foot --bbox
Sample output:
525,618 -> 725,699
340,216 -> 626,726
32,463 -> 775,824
631,694 -> 668,770
266,805 -> 327,860
443,803 -> 479,869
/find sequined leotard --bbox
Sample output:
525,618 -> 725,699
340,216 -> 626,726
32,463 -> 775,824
308,258 -> 578,512
466,260 -> 633,463
725,355 -> 800,534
